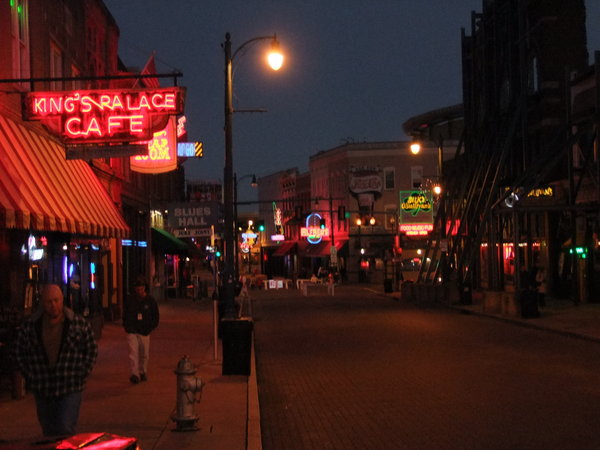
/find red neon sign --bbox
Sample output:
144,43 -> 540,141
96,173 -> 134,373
300,227 -> 330,238
23,88 -> 185,144
130,116 -> 177,174
400,223 -> 433,236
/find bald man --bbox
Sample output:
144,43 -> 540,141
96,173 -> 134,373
12,284 -> 97,436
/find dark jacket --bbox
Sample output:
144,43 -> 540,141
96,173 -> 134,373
123,294 -> 159,336
12,307 -> 97,398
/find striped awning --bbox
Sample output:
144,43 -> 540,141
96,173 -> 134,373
0,114 -> 129,238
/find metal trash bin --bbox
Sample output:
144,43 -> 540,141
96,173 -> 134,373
459,282 -> 472,305
519,289 -> 540,318
221,318 -> 253,375
383,278 -> 393,293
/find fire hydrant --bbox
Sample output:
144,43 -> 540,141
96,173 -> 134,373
172,355 -> 203,431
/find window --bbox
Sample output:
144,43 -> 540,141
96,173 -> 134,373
50,41 -> 63,91
64,5 -> 73,36
528,56 -> 539,94
11,0 -> 30,87
411,166 -> 423,189
384,167 -> 395,190
384,205 -> 397,231
70,65 -> 82,90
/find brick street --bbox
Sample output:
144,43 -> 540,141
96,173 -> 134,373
253,285 -> 600,450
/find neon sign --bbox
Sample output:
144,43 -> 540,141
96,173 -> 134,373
240,231 -> 257,254
400,192 -> 432,216
301,227 -> 330,238
399,190 -> 434,232
400,223 -> 433,236
23,87 -> 185,144
130,116 -> 177,174
301,213 -> 329,244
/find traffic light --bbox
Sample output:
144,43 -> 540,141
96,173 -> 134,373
256,220 -> 265,232
215,247 -> 222,258
319,218 -> 326,229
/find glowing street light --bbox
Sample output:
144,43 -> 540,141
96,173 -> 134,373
409,135 -> 447,282
222,32 -> 283,320
267,40 -> 284,70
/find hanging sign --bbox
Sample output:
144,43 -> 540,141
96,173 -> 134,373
130,116 -> 177,173
300,213 -> 329,244
399,190 -> 434,235
167,202 -> 219,237
23,87 -> 185,144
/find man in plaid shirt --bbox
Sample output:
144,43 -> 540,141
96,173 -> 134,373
12,283 -> 97,436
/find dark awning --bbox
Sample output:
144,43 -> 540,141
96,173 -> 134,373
272,241 -> 296,256
299,240 -> 348,258
151,227 -> 188,254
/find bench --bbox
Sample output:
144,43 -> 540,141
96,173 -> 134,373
301,282 -> 335,296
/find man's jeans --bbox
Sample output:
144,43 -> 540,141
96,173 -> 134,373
34,391 -> 82,436
127,333 -> 150,377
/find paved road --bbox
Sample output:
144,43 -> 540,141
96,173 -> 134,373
252,285 -> 600,450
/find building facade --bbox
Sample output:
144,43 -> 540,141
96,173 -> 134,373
258,141 -> 459,285
450,0 -> 594,307
0,0 -> 187,342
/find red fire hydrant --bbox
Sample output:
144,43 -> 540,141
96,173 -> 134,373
172,355 -> 203,431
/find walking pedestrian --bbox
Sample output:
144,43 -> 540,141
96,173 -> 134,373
535,266 -> 547,307
123,280 -> 159,384
236,274 -> 250,317
12,283 -> 97,436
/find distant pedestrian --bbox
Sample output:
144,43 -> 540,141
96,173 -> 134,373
236,275 -> 250,317
12,283 -> 97,436
123,280 -> 159,384
535,266 -> 547,307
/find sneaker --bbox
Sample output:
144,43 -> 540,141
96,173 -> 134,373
130,375 -> 140,384
140,373 -> 147,382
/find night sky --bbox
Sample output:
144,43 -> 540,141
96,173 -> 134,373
103,0 -> 600,204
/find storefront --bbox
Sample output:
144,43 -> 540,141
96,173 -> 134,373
151,226 -> 189,298
0,115 -> 129,331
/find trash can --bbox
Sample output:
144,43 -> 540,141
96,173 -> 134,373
519,289 -> 539,318
221,317 -> 253,375
384,278 -> 393,293
459,281 -> 472,305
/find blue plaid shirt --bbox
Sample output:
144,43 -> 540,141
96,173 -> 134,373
12,307 -> 97,398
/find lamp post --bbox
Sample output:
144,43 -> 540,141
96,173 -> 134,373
409,135 -> 446,283
234,173 -> 257,280
222,32 -> 283,319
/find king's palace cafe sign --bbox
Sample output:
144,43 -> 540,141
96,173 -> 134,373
23,86 -> 185,147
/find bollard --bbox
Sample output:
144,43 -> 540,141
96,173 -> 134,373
172,355 -> 203,432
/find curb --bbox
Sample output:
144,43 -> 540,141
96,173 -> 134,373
452,305 -> 600,344
367,286 -> 600,345
247,333 -> 262,450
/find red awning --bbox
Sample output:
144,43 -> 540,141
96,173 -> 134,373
272,241 -> 296,256
0,115 -> 129,238
298,240 -> 348,257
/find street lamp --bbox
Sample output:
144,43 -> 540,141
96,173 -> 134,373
409,135 -> 447,283
222,32 -> 283,319
234,173 -> 257,280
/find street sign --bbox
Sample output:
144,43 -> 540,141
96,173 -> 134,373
330,245 -> 338,266
173,228 -> 211,238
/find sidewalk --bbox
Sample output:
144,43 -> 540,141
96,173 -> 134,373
0,297 -> 261,450
369,283 -> 600,343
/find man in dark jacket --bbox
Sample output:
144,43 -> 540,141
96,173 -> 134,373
12,283 -> 97,436
123,280 -> 159,384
